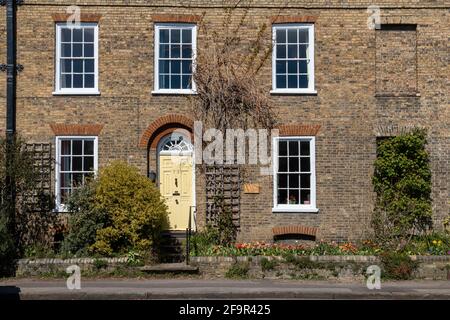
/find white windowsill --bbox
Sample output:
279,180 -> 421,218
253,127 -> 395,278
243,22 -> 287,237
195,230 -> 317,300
53,90 -> 101,96
270,89 -> 317,95
272,207 -> 319,213
151,89 -> 197,95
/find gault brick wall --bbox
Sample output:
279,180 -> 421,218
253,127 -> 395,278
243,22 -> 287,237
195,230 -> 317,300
0,1 -> 448,243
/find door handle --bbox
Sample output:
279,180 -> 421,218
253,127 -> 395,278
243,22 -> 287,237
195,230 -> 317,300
173,191 -> 180,196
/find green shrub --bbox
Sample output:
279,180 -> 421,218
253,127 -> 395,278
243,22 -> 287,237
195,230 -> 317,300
60,180 -> 108,256
260,257 -> 277,271
225,262 -> 249,279
0,213 -> 16,277
214,195 -> 237,246
90,161 -> 169,255
372,129 -> 433,249
380,252 -> 418,280
191,224 -> 220,256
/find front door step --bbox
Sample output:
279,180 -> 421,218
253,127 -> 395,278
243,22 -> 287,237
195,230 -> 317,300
139,263 -> 198,274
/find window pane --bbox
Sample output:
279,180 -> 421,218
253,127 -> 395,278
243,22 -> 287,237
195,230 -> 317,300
279,141 -> 287,156
159,59 -> 170,73
73,59 -> 83,73
171,45 -> 181,58
171,60 -> 181,74
287,61 -> 297,73
182,45 -> 192,58
84,28 -> 94,42
300,190 -> 311,204
276,61 -> 286,74
61,74 -> 72,88
84,157 -> 94,171
299,29 -> 309,43
276,45 -> 286,59
62,44 -> 71,57
288,45 -> 297,58
60,189 -> 69,203
278,174 -> 288,188
61,28 -> 71,42
159,74 -> 170,89
300,157 -> 310,172
73,29 -> 83,42
288,190 -> 299,204
301,174 -> 310,189
73,44 -> 82,57
85,74 -> 95,88
182,61 -> 192,74
61,59 -> 71,73
276,29 -> 286,43
289,157 -> 299,172
287,29 -> 297,43
73,140 -> 82,155
300,141 -> 310,155
299,44 -> 307,58
60,173 -> 71,188
73,74 -> 83,88
160,29 -> 169,43
289,141 -> 299,156
182,29 -> 192,43
171,29 -> 181,43
160,44 -> 169,58
61,140 -> 71,155
73,157 -> 83,171
299,60 -> 308,74
278,189 -> 288,205
279,157 -> 287,172
288,75 -> 297,88
85,59 -> 94,73
84,44 -> 94,57
61,156 -> 71,171
170,74 -> 181,89
182,75 -> 191,89
289,174 -> 299,188
299,75 -> 309,88
84,141 -> 94,155
276,75 -> 286,88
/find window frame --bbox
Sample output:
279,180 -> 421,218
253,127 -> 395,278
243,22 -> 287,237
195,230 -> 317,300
54,22 -> 100,95
153,23 -> 197,95
272,136 -> 318,213
271,23 -> 316,94
55,136 -> 99,212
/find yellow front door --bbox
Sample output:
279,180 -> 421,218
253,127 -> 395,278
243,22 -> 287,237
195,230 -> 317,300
159,154 -> 193,230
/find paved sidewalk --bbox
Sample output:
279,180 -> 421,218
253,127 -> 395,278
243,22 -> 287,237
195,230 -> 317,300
1,279 -> 449,299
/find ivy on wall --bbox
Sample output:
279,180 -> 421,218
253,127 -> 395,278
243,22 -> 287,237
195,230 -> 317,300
372,129 -> 433,249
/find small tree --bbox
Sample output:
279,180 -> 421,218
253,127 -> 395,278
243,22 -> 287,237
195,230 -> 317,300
372,129 -> 433,249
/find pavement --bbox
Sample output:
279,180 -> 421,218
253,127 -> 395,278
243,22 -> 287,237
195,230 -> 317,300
1,279 -> 450,299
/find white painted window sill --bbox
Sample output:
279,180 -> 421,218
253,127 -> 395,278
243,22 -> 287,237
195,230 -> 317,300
53,91 -> 101,96
272,207 -> 319,213
270,89 -> 317,95
151,90 -> 197,95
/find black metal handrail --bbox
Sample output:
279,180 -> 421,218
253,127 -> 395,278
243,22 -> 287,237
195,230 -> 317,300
185,206 -> 195,265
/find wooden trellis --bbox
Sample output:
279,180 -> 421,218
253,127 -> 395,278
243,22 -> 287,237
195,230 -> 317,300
205,165 -> 241,228
24,143 -> 54,212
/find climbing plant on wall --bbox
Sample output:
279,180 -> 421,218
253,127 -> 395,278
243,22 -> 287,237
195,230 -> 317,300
372,129 -> 433,249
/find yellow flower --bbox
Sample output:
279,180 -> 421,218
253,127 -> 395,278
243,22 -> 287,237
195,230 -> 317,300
432,240 -> 437,244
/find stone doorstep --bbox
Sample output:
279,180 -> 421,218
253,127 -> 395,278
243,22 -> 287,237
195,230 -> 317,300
139,263 -> 199,273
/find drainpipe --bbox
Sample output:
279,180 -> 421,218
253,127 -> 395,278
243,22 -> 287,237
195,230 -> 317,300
1,0 -> 22,249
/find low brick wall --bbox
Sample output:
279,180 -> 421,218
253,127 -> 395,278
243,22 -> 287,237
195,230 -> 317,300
16,257 -> 128,277
15,255 -> 450,280
191,256 -> 450,280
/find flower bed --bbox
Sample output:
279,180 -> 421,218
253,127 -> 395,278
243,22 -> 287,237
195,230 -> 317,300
191,239 -> 450,257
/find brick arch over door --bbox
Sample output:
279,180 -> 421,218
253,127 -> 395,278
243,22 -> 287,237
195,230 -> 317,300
139,114 -> 194,149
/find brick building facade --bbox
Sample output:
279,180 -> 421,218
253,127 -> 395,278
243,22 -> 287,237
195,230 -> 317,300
0,0 -> 448,243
